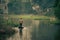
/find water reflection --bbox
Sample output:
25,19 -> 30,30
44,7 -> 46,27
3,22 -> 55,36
31,20 -> 60,40
6,19 -> 60,40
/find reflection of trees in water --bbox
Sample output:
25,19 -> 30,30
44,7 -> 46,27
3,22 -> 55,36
54,25 -> 60,40
31,20 -> 60,40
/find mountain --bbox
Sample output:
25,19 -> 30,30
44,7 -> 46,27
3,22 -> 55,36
8,0 -> 33,14
33,0 -> 56,9
7,0 -> 56,14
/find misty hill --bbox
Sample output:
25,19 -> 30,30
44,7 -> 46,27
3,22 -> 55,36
7,0 -> 56,14
33,0 -> 55,9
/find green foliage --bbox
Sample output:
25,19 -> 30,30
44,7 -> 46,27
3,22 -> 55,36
0,14 -> 16,40
7,18 -> 19,27
0,15 -> 16,40
54,0 -> 60,19
50,19 -> 60,24
0,15 -> 4,27
54,7 -> 60,19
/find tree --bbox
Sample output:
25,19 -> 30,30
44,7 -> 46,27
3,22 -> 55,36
54,0 -> 60,20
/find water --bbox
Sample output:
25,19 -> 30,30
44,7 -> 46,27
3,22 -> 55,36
6,19 -> 60,40
31,20 -> 59,40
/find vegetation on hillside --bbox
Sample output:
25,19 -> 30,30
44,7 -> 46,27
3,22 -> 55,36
54,0 -> 60,20
0,14 -> 16,40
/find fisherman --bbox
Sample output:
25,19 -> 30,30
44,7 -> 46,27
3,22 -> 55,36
19,18 -> 23,29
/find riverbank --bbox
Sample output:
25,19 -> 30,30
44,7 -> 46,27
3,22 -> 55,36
0,27 -> 16,40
